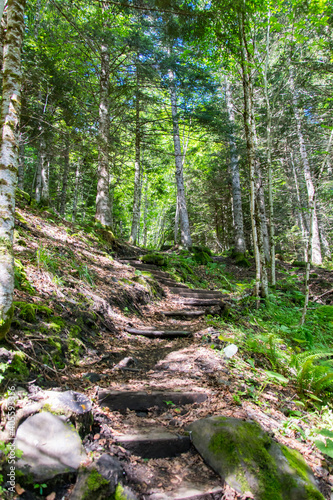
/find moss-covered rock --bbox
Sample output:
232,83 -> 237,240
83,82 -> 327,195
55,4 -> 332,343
292,261 -> 307,268
233,252 -> 251,268
191,246 -> 213,265
13,301 -> 52,323
141,253 -> 167,266
187,416 -> 323,500
70,454 -> 123,500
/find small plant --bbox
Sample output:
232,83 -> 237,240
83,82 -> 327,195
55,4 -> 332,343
34,483 -> 47,495
164,400 -> 175,406
314,428 -> 333,458
291,350 -> 333,396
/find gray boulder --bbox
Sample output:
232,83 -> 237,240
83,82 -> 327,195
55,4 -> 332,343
187,416 -> 324,500
16,412 -> 87,481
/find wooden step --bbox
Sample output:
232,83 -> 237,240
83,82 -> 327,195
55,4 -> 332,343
173,298 -> 223,306
148,270 -> 172,278
161,310 -> 206,318
169,292 -> 223,300
131,263 -> 161,270
147,483 -> 224,500
98,390 -> 208,411
114,429 -> 191,458
125,327 -> 192,339
168,288 -> 223,296
158,280 -> 189,288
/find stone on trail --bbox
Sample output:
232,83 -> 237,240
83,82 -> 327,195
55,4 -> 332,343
70,453 -> 123,500
41,389 -> 93,435
223,344 -> 238,358
187,416 -> 324,500
16,412 -> 87,481
146,483 -> 223,500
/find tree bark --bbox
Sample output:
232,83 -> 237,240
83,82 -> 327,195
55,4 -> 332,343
239,12 -> 263,298
143,174 -> 149,247
18,131 -> 24,190
289,67 -> 322,265
60,137 -> 69,215
72,162 -> 80,222
95,3 -> 112,227
129,62 -> 141,245
168,60 -> 192,248
225,76 -> 246,255
263,13 -> 275,285
0,0 -> 25,338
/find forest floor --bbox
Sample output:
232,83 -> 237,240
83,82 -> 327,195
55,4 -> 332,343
1,198 -> 333,499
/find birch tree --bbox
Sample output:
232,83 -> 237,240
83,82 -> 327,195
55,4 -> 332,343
0,0 -> 26,338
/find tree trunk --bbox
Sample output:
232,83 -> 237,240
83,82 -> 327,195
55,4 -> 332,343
263,13 -> 275,285
289,67 -> 322,265
143,174 -> 149,247
239,12 -> 262,298
41,153 -> 49,205
129,63 -> 141,245
18,132 -> 24,190
95,4 -> 112,227
225,76 -> 246,255
60,137 -> 69,215
72,162 -> 80,222
168,61 -> 192,248
289,151 -> 308,259
0,0 -> 25,338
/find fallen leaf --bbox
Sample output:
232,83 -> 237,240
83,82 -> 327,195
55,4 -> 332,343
15,484 -> 25,495
46,493 -> 56,500
94,433 -> 100,440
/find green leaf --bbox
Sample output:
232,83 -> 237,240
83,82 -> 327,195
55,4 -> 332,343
264,370 -> 289,384
314,439 -> 333,458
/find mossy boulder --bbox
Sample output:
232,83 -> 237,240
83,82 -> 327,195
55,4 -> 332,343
70,454 -> 123,500
292,261 -> 307,268
141,253 -> 166,266
233,252 -> 251,268
187,416 -> 323,500
191,246 -> 213,265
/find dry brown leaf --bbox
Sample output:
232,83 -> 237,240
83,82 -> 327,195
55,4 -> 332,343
46,493 -> 56,500
15,484 -> 25,495
94,433 -> 100,440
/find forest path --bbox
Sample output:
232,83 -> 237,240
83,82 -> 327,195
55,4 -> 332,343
94,257 -> 230,499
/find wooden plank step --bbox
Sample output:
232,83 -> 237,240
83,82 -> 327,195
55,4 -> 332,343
148,270 -> 172,278
114,429 -> 191,458
147,483 -> 224,500
131,263 -> 161,270
98,390 -> 208,411
169,288 -> 223,296
173,298 -> 223,306
158,280 -> 189,288
169,292 -> 223,300
161,310 -> 206,318
125,327 -> 192,338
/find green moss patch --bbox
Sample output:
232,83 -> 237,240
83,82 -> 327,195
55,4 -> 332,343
141,253 -> 167,266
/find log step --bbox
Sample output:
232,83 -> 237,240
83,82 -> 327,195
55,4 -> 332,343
125,327 -> 192,339
168,288 -> 223,296
114,429 -> 191,458
170,292 -> 223,300
161,310 -> 206,318
147,483 -> 224,500
98,390 -> 208,411
149,270 -> 172,278
173,298 -> 223,306
158,280 -> 189,288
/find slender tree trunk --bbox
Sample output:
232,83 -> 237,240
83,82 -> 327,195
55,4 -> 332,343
225,76 -> 246,255
129,63 -> 141,245
35,142 -> 43,203
263,13 -> 275,285
41,153 -> 49,205
174,198 -> 179,245
289,151 -> 308,259
239,12 -> 262,298
72,162 -> 80,222
289,67 -> 322,265
301,197 -> 314,326
143,174 -> 149,247
0,0 -> 5,23
168,61 -> 192,248
60,137 -> 69,215
18,132 -> 24,190
95,4 -> 112,227
0,0 -> 25,337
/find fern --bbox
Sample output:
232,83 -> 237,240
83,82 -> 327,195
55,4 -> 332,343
291,350 -> 333,395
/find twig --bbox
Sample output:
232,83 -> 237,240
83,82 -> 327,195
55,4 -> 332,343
311,288 -> 333,302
